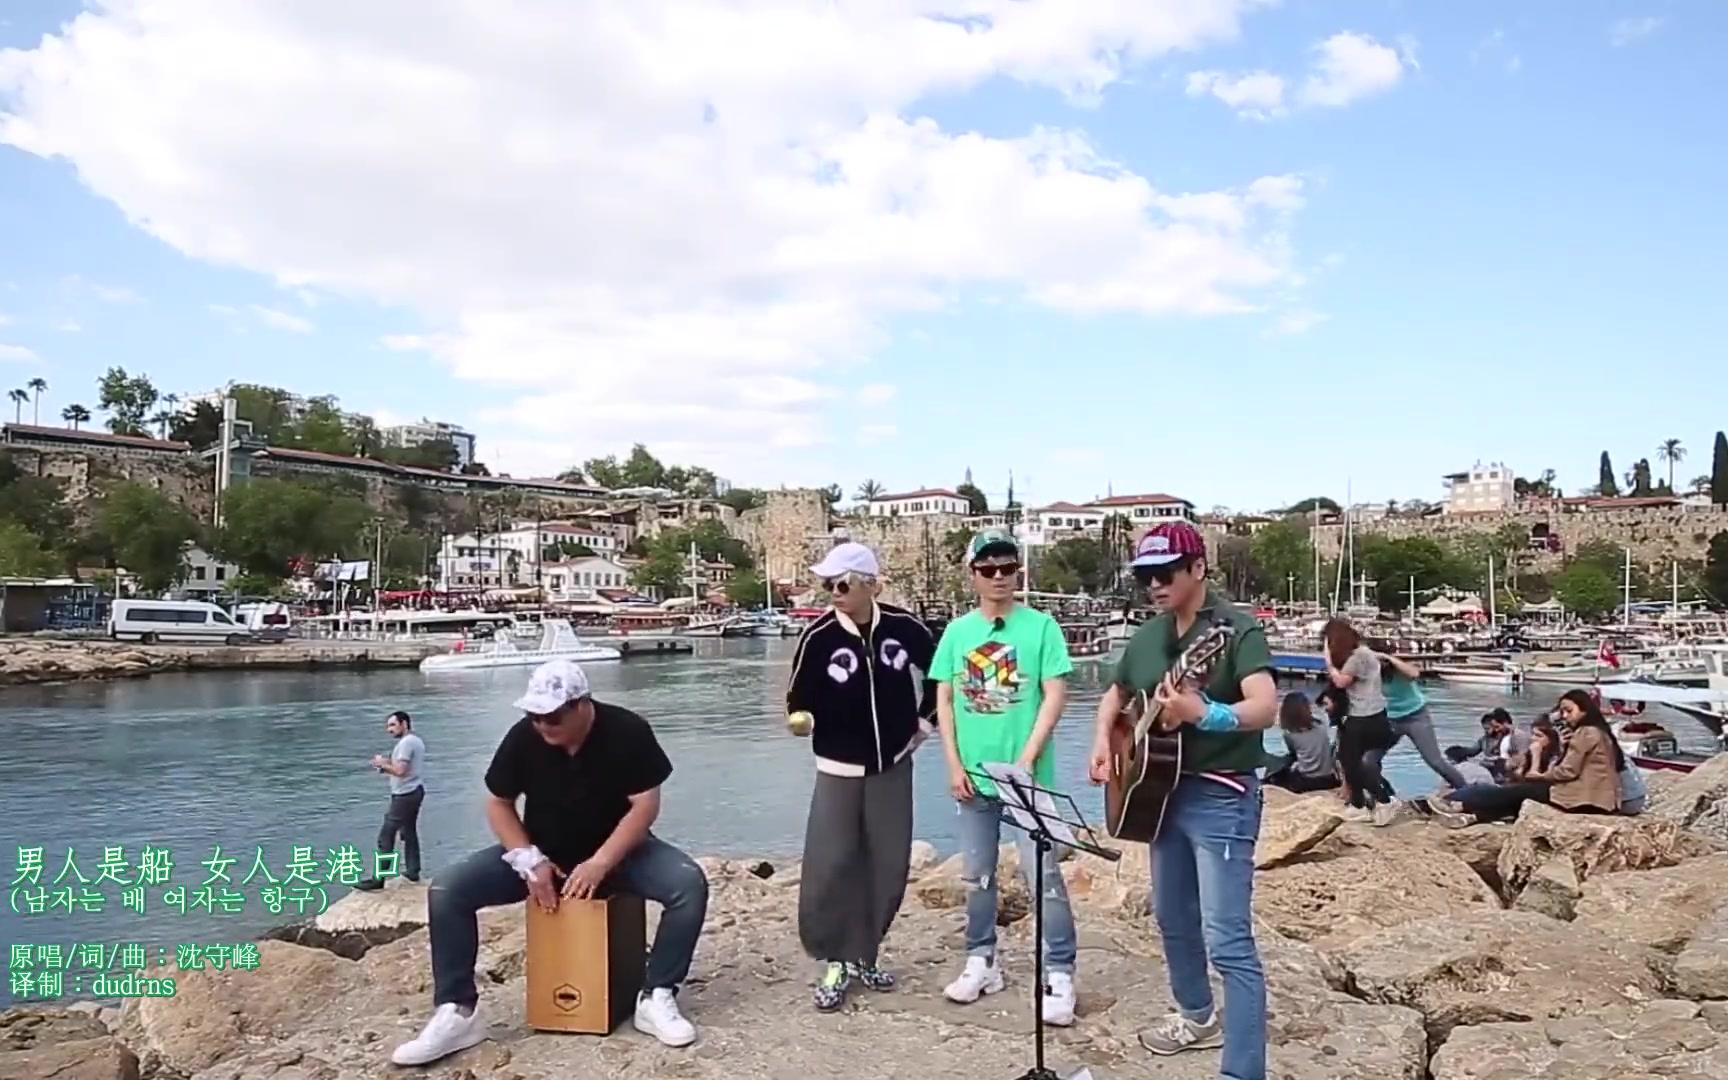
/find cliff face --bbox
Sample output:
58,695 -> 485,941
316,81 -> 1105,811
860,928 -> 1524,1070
13,766 -> 1728,1079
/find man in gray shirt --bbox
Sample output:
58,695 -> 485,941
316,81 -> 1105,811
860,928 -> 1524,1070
357,711 -> 425,890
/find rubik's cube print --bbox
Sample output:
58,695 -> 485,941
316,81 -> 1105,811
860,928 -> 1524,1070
961,642 -> 1020,713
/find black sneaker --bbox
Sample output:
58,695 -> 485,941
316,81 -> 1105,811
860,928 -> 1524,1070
353,877 -> 384,892
848,961 -> 895,992
813,961 -> 851,1012
403,872 -> 422,883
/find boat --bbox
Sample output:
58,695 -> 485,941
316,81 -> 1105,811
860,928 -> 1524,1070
1612,719 -> 1719,773
419,619 -> 622,671
1104,608 -> 1144,644
1429,660 -> 1525,688
1520,657 -> 1632,686
682,615 -> 750,638
1059,618 -> 1112,659
1630,643 -> 1723,687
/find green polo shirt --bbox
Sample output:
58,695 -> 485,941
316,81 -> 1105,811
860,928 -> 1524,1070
1113,590 -> 1275,774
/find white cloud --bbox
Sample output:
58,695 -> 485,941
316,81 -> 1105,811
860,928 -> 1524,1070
1185,69 -> 1285,120
0,343 -> 42,363
1298,32 -> 1406,108
857,383 -> 897,405
0,1 -> 1300,480
1610,17 -> 1665,47
62,274 -> 141,303
248,304 -> 314,334
1188,31 -> 1410,120
1263,309 -> 1328,337
58,320 -> 82,332
858,423 -> 898,446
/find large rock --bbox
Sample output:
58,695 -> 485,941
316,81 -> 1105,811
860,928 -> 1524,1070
1648,754 -> 1728,829
1255,840 -> 1499,951
1333,909 -> 1664,1040
1574,853 -> 1728,953
1429,998 -> 1728,1078
1254,793 -> 1343,869
1509,855 -> 1580,920
1497,800 -> 1716,902
0,1009 -> 139,1080
1675,905 -> 1728,1000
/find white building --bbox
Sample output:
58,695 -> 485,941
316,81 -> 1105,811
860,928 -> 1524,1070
1016,502 -> 1107,548
178,547 -> 240,597
435,523 -> 620,590
382,419 -> 477,469
1084,493 -> 1196,523
1443,462 -> 1515,514
868,488 -> 970,517
542,557 -> 634,603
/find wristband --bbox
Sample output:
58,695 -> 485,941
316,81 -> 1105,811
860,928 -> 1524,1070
1197,700 -> 1240,733
502,845 -> 548,880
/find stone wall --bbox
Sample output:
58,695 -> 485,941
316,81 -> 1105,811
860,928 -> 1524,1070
1312,506 -> 1728,572
5,445 -> 214,523
739,491 -> 974,603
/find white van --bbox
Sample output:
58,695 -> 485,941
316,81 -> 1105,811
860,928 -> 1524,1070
231,602 -> 292,643
109,599 -> 254,645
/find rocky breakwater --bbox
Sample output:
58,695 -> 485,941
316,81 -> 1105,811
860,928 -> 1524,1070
0,638 -> 440,687
11,761 -> 1728,1078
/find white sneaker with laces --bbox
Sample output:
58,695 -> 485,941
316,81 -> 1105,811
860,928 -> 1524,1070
1041,972 -> 1076,1026
1339,805 -> 1373,823
390,1002 -> 486,1066
943,956 -> 1005,1004
1372,800 -> 1400,827
634,988 -> 697,1047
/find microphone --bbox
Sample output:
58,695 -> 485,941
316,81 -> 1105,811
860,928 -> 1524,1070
992,617 -> 1005,632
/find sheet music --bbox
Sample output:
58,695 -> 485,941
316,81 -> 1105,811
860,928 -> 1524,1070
981,762 -> 1078,846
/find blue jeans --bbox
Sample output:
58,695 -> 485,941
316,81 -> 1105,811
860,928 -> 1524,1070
956,795 -> 1078,974
429,837 -> 708,1007
1152,775 -> 1267,1080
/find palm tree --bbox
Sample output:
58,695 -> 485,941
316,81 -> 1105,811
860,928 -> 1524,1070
7,388 -> 26,424
26,377 -> 46,424
149,409 -> 176,439
62,403 -> 91,430
1658,438 -> 1686,491
855,478 -> 886,503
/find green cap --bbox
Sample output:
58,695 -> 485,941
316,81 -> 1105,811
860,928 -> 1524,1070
966,527 -> 1021,564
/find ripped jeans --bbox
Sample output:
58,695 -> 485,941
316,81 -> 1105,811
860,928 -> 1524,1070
955,794 -> 1078,974
1152,774 -> 1266,1080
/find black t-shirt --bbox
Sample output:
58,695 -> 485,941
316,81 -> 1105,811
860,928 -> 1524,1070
483,701 -> 673,869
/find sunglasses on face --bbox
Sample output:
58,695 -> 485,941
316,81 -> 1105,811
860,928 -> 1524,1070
1133,559 -> 1192,587
972,563 -> 1020,579
822,578 -> 851,595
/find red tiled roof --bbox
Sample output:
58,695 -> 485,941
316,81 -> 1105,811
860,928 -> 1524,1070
1085,492 -> 1190,507
873,488 -> 964,502
1559,495 -> 1681,509
3,423 -> 189,452
258,445 -> 397,471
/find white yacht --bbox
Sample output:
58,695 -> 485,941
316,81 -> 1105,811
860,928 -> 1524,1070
420,619 -> 622,671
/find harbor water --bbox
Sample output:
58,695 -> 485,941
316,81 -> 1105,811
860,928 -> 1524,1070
2,637 -> 1714,1005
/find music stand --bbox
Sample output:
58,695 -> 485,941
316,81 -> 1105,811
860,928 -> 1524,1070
966,764 -> 1120,1080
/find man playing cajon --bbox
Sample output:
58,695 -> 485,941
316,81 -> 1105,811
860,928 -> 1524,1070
391,659 -> 709,1067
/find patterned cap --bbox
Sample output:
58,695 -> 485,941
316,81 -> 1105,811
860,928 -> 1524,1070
1129,522 -> 1207,567
965,527 -> 1020,564
511,659 -> 592,715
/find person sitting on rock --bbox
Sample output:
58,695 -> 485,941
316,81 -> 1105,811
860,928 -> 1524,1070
1266,692 -> 1338,793
1429,692 -> 1622,828
390,659 -> 709,1067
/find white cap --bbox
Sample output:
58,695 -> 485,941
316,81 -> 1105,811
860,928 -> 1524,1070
512,659 -> 591,715
809,541 -> 880,579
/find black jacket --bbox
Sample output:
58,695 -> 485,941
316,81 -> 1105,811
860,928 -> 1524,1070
786,603 -> 937,776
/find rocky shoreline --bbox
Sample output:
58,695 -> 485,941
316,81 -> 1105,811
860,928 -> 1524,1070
0,638 -> 441,688
8,759 -> 1728,1078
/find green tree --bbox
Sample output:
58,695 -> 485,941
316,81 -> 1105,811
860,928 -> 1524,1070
0,451 -> 74,558
718,487 -> 764,513
549,540 -> 597,560
26,377 -> 46,425
294,396 -> 355,454
1690,474 -> 1713,497
213,479 -> 371,577
0,521 -> 60,577
631,543 -> 688,597
1359,536 -> 1471,610
855,478 -> 886,503
725,569 -> 765,608
61,403 -> 91,430
90,483 -> 200,594
1039,537 -> 1111,594
9,388 -> 29,423
1657,438 -> 1686,492
1598,451 -> 1619,497
382,438 -> 459,471
1713,432 -> 1728,507
96,367 -> 160,436
955,481 -> 989,515
1514,469 -> 1558,498
1626,457 -> 1654,497
622,444 -> 668,488
1214,535 -> 1264,601
1705,532 -> 1728,605
1249,518 -> 1314,600
229,384 -> 299,443
820,484 -> 843,509
942,527 -> 973,567
580,454 -> 627,489
1555,561 -> 1620,619
169,400 -> 224,450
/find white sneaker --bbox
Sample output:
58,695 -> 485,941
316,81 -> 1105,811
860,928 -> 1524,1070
944,956 -> 1005,1004
390,1002 -> 486,1066
634,988 -> 697,1048
1372,800 -> 1400,828
1041,972 -> 1076,1026
1339,805 -> 1373,823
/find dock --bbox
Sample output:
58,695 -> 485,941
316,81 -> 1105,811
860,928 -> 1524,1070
615,637 -> 695,657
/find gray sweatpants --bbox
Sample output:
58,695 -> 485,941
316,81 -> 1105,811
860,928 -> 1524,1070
798,757 -> 914,965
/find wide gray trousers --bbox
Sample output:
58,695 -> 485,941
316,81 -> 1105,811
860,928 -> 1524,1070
797,757 -> 914,965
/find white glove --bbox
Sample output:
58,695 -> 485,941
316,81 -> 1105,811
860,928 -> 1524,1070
502,845 -> 548,880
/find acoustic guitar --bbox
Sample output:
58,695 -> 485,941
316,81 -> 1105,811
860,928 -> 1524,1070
1103,622 -> 1236,842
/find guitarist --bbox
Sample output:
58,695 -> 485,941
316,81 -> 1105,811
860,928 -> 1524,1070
1088,522 -> 1277,1080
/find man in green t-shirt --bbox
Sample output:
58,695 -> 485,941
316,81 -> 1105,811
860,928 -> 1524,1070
1087,522 -> 1277,1079
932,528 -> 1079,1027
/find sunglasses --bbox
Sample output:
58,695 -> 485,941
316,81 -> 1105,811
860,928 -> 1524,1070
971,563 -> 1020,579
1133,559 -> 1192,587
822,578 -> 852,596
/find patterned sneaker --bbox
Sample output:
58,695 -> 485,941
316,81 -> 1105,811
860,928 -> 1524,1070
1138,1009 -> 1223,1056
848,961 -> 896,992
813,961 -> 851,1012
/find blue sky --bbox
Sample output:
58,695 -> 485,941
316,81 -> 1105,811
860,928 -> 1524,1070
1,2 -> 1723,512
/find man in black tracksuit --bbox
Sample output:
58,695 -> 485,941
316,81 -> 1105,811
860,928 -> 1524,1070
786,540 -> 936,1012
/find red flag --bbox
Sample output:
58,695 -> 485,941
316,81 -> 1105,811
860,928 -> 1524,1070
1597,639 -> 1619,669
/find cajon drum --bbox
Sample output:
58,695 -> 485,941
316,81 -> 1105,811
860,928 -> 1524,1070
525,893 -> 646,1034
